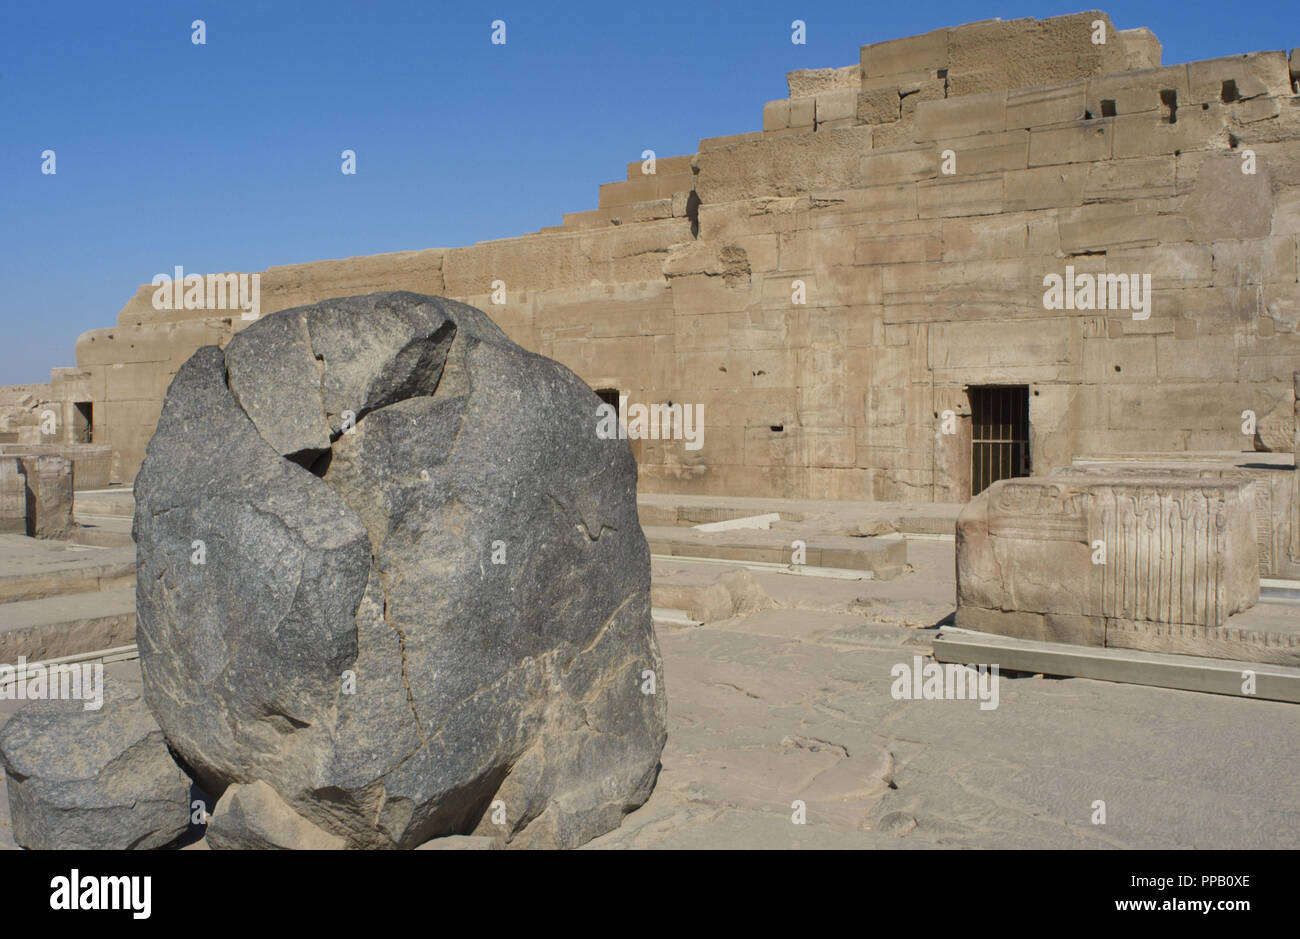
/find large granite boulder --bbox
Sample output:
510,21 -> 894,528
133,292 -> 666,849
0,677 -> 192,849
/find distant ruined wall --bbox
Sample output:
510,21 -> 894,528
0,369 -> 95,446
56,10 -> 1300,497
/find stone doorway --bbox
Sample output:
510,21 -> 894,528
73,402 -> 93,443
969,385 -> 1029,495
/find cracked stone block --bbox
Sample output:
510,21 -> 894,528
0,677 -> 191,850
957,472 -> 1259,643
134,292 -> 667,849
205,781 -> 345,850
415,834 -> 502,850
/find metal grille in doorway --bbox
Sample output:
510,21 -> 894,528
970,385 -> 1030,495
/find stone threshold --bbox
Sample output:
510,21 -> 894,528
0,643 -> 138,687
934,627 -> 1300,704
643,525 -> 907,578
955,601 -> 1300,667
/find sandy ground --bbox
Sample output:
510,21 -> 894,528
593,541 -> 1300,849
2,539 -> 1297,850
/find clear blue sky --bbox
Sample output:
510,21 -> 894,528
0,0 -> 1291,383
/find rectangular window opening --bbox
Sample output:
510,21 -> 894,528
1159,88 -> 1178,123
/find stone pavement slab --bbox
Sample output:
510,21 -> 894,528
0,535 -> 134,603
0,587 -> 136,662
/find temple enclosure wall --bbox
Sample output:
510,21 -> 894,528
9,11 -> 1300,503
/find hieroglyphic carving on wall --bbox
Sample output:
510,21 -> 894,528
1088,485 -> 1230,628
987,481 -> 1087,541
1253,479 -> 1272,576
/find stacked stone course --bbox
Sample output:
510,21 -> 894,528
6,12 -> 1296,523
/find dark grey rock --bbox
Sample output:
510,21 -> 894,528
224,308 -> 332,460
0,677 -> 191,850
135,292 -> 667,849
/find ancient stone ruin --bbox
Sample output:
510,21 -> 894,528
1,9 -> 1298,851
2,293 -> 667,849
958,473 -> 1263,646
7,10 -> 1294,512
0,678 -> 191,851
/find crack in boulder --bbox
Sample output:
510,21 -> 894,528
133,292 -> 668,849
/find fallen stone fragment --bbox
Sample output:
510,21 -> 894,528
135,292 -> 667,849
205,781 -> 345,850
415,835 -> 502,850
0,677 -> 191,850
652,567 -> 772,624
719,569 -> 773,619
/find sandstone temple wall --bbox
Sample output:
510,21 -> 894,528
21,11 -> 1299,497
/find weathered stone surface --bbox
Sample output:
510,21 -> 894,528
1254,394 -> 1295,452
1119,27 -> 1161,70
651,567 -> 772,624
0,444 -> 111,492
944,13 -> 1130,97
223,311 -> 333,460
11,11 -> 1297,514
857,88 -> 901,125
762,99 -> 790,132
788,65 -> 859,98
0,678 -> 191,850
958,473 -> 1260,637
134,291 -> 667,849
861,28 -> 949,88
19,455 -> 74,539
0,458 -> 24,534
1183,151 -> 1274,242
415,834 -> 502,850
205,781 -> 345,850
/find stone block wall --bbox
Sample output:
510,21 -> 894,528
0,369 -> 95,447
9,10 -> 1295,506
